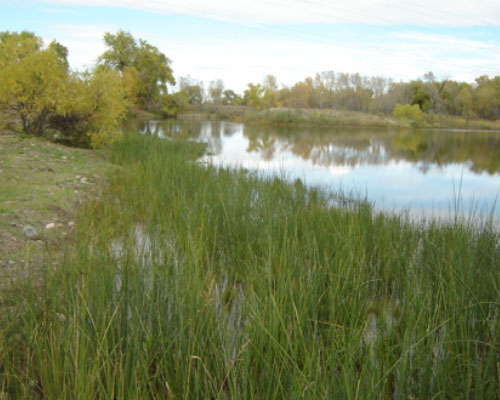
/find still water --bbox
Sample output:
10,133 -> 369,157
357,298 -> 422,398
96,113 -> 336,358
131,119 -> 500,223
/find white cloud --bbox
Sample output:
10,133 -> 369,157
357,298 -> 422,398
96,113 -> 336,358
159,33 -> 500,92
42,24 -> 114,69
43,0 -> 500,26
30,2 -> 500,89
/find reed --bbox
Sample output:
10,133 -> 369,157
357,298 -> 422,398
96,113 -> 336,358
1,132 -> 498,399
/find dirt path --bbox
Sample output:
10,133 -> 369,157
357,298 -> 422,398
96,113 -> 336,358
0,130 -> 112,291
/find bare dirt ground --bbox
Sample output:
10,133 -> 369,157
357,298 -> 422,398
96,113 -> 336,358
0,129 -> 112,293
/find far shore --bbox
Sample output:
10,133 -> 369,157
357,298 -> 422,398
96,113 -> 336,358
168,105 -> 500,131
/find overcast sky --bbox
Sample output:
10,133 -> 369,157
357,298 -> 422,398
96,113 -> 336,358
2,0 -> 500,92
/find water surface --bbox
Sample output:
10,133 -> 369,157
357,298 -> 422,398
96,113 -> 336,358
131,119 -> 500,223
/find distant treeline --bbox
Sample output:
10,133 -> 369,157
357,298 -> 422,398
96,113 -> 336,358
1,29 -> 500,147
180,71 -> 500,122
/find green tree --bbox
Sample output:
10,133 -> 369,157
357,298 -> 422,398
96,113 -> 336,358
409,81 -> 431,111
178,76 -> 205,105
222,89 -> 242,106
243,83 -> 264,109
49,67 -> 128,147
0,31 -> 128,147
393,103 -> 424,127
474,76 -> 500,119
98,31 -> 175,108
47,40 -> 69,68
159,91 -> 190,117
0,31 -> 42,68
0,49 -> 67,135
262,74 -> 280,108
208,79 -> 224,105
455,86 -> 474,121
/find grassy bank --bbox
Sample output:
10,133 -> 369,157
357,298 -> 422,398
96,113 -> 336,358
180,105 -> 500,130
180,106 -> 401,128
0,130 -> 113,291
1,133 -> 499,399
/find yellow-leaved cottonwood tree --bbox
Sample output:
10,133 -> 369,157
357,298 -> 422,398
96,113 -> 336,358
0,30 -> 128,147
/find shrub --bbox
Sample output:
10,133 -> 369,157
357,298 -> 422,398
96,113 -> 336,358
393,103 -> 424,127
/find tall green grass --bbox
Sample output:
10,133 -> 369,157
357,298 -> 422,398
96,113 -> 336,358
1,132 -> 499,399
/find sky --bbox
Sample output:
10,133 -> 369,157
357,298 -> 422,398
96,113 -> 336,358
1,0 -> 500,93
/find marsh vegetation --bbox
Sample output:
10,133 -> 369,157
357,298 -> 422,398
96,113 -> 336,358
1,133 -> 498,398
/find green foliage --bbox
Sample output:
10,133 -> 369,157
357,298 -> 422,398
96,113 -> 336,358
208,79 -> 224,105
49,67 -> 128,147
455,86 -> 474,120
1,134 -> 498,398
0,31 -> 128,147
243,83 -> 265,109
409,81 -> 431,111
393,103 -> 424,126
159,91 -> 190,117
181,85 -> 204,105
98,30 -> 175,108
474,76 -> 500,120
0,48 -> 68,136
222,89 -> 242,106
47,40 -> 69,68
0,30 -> 42,68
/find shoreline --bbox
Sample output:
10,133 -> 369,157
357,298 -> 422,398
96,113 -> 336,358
177,106 -> 500,131
0,131 -> 499,397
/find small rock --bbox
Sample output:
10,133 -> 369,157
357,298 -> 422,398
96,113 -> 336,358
8,260 -> 16,265
22,225 -> 40,240
68,221 -> 75,227
45,222 -> 55,230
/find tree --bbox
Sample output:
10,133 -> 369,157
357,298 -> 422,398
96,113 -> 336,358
0,49 -> 68,135
288,81 -> 311,108
208,79 -> 224,105
0,31 -> 127,147
0,31 -> 42,68
474,76 -> 500,119
159,91 -> 189,117
48,40 -> 69,68
393,103 -> 423,127
49,67 -> 128,147
81,67 -> 128,147
455,86 -> 474,121
98,31 -> 175,108
262,74 -> 279,108
243,83 -> 264,109
222,89 -> 242,106
409,81 -> 431,112
178,76 -> 205,105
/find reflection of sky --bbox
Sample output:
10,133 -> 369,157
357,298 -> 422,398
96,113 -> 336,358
142,120 -> 500,222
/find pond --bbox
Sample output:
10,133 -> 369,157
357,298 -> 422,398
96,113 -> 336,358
129,118 -> 500,224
